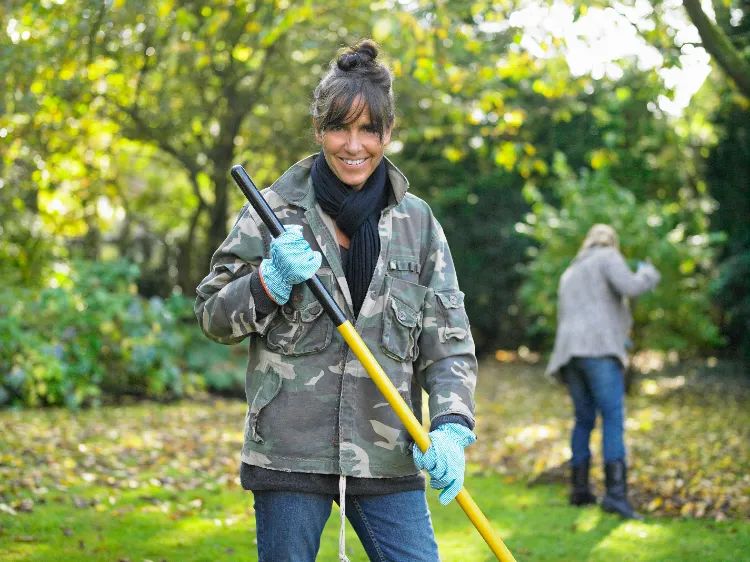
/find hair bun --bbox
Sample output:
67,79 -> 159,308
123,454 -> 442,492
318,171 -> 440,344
337,40 -> 379,71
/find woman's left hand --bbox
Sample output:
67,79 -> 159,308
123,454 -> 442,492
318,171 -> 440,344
412,423 -> 477,505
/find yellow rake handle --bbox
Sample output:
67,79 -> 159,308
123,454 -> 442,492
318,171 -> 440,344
339,321 -> 516,562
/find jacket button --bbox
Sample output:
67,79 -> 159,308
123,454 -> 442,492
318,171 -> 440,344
309,304 -> 321,315
449,295 -> 458,305
293,294 -> 303,303
397,311 -> 406,321
283,305 -> 293,315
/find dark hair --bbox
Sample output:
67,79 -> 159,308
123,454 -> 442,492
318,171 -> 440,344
312,39 -> 395,140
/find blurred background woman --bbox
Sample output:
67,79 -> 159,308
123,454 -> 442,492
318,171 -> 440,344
546,224 -> 661,519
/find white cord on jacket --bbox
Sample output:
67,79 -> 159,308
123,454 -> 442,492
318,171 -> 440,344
339,474 -> 351,562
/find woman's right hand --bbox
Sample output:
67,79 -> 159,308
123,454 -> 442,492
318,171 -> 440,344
636,259 -> 661,287
259,225 -> 322,304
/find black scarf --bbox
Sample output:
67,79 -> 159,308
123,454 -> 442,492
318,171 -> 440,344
311,152 -> 389,317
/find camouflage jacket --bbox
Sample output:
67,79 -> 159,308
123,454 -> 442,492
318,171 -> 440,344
195,155 -> 477,478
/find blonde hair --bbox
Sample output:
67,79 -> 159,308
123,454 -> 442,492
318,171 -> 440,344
580,224 -> 619,252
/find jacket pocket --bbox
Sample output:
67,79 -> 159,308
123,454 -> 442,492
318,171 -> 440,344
387,257 -> 421,284
381,275 -> 428,362
246,365 -> 282,443
265,269 -> 334,356
436,290 -> 469,342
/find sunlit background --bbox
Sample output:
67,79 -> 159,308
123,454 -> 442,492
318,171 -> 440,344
2,1 -> 750,560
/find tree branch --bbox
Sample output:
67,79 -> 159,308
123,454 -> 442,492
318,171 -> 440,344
114,100 -> 209,211
683,0 -> 750,99
86,1 -> 107,65
134,26 -> 156,103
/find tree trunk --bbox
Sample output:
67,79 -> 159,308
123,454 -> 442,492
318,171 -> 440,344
208,171 -> 230,256
204,132 -> 241,287
178,203 -> 205,296
683,0 -> 750,99
83,223 -> 100,261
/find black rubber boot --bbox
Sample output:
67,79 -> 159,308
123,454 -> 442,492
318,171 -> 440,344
570,460 -> 597,506
600,459 -> 643,520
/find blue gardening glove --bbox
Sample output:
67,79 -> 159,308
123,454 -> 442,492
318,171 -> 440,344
259,225 -> 322,305
412,423 -> 477,505
637,260 -> 656,273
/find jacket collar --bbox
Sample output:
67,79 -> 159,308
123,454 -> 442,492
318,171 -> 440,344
269,154 -> 409,210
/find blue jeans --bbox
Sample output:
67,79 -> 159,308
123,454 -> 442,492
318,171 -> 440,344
253,489 -> 440,562
562,356 -> 626,467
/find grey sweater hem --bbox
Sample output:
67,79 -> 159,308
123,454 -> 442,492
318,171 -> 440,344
240,462 -> 426,496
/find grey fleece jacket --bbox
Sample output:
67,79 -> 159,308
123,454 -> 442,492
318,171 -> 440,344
545,246 -> 661,379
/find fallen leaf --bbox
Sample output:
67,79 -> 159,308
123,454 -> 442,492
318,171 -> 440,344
73,496 -> 89,509
0,504 -> 17,516
17,499 -> 34,512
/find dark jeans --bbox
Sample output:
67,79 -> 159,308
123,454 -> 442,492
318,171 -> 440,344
253,489 -> 440,561
562,356 -> 626,467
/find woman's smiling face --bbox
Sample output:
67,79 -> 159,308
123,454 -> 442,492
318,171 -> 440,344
316,96 -> 392,191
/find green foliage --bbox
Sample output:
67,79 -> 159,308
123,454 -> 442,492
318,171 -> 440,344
706,89 -> 750,365
0,208 -> 57,289
712,245 -> 750,364
520,155 -> 724,354
0,260 -> 204,408
181,324 -> 246,397
432,172 -> 532,353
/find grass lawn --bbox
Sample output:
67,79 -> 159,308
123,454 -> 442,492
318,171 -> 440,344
1,472 -> 748,561
1,360 -> 749,561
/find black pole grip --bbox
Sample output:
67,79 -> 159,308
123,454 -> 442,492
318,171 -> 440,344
230,165 -> 348,327
231,166 -> 286,237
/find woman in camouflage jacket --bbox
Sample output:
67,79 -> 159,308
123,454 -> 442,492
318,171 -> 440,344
195,40 -> 477,562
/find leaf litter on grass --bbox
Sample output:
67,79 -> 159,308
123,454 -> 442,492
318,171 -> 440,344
0,359 -> 748,527
467,359 -> 750,521
0,399 -> 249,527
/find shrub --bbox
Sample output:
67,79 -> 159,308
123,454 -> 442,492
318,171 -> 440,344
0,259 -> 204,408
